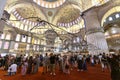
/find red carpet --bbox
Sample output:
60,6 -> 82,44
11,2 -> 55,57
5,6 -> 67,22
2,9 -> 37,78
0,64 -> 111,80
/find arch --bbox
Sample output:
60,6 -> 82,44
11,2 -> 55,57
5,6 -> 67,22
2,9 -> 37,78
101,6 -> 120,26
5,1 -> 47,21
52,4 -> 81,25
33,0 -> 66,8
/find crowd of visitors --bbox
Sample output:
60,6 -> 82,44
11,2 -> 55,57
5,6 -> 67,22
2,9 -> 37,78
0,52 -> 119,80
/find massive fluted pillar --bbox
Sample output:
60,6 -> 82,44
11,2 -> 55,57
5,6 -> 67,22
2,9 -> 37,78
0,0 -> 7,19
0,0 -> 7,34
82,8 -> 109,55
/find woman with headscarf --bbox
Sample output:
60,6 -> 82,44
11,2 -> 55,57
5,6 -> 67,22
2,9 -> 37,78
33,55 -> 40,74
21,60 -> 28,76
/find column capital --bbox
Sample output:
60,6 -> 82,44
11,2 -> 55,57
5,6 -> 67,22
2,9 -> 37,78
82,7 -> 98,18
0,0 -> 7,19
0,20 -> 5,34
81,7 -> 101,31
86,27 -> 104,35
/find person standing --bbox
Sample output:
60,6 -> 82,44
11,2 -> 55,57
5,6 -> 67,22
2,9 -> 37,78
43,53 -> 49,74
91,56 -> 95,66
27,56 -> 33,74
77,54 -> 83,71
64,56 -> 70,74
101,54 -> 107,72
58,55 -> 63,71
4,55 -> 9,70
49,53 -> 56,75
108,54 -> 120,80
82,55 -> 87,70
21,60 -> 28,76
33,55 -> 40,74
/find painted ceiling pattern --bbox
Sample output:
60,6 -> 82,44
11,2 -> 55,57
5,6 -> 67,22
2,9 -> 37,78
57,5 -> 81,23
33,0 -> 66,8
4,0 -> 110,41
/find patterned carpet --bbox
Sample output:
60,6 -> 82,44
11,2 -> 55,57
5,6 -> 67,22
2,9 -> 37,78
0,64 -> 111,80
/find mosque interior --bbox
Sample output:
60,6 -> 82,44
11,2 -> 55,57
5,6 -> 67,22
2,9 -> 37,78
0,0 -> 120,56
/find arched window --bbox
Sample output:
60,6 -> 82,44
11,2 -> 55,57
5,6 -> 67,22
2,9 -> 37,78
15,34 -> 21,41
115,14 -> 120,18
26,44 -> 30,50
77,37 -> 80,42
34,39 -> 37,44
24,25 -> 28,31
20,24 -> 24,30
3,41 -> 9,49
73,39 -> 76,43
14,43 -> 19,50
1,34 -> 5,39
5,34 -> 11,40
37,45 -> 39,51
41,40 -> 46,45
108,17 -> 113,21
37,40 -> 40,44
92,0 -> 109,6
33,45 -> 36,50
21,35 -> 27,42
27,37 -> 31,43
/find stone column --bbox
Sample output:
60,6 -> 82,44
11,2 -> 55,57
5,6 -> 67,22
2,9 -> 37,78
0,0 -> 7,34
0,21 -> 5,34
82,8 -> 109,55
0,0 -> 7,19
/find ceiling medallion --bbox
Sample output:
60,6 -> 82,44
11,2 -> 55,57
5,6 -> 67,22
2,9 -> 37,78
48,11 -> 53,16
33,0 -> 66,8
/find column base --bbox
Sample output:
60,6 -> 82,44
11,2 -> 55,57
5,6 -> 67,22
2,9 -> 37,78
87,32 -> 109,55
